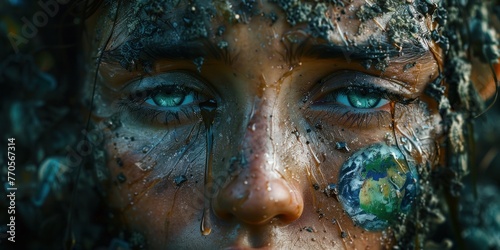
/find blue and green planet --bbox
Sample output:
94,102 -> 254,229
338,143 -> 419,231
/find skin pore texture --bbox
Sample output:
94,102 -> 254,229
81,0 -> 497,249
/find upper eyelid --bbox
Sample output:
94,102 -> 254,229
124,85 -> 188,103
121,70 -> 219,98
336,87 -> 405,103
315,71 -> 415,98
121,71 -> 204,90
307,71 -> 416,104
313,86 -> 415,107
141,85 -> 189,98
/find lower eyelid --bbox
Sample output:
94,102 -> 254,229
307,104 -> 393,129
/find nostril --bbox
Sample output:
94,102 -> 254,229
213,173 -> 304,225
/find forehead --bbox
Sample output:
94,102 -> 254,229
96,0 -> 431,54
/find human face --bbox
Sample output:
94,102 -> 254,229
86,0 -> 442,249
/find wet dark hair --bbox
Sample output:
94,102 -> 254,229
1,0 -> 498,249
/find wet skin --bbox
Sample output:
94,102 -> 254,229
86,1 -> 443,249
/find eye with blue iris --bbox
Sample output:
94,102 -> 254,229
335,88 -> 390,109
120,71 -> 216,126
145,88 -> 196,108
310,70 -> 413,110
307,71 -> 413,128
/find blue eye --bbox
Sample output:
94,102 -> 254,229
307,71 -> 411,128
336,89 -> 390,109
145,89 -> 195,108
120,71 -> 217,126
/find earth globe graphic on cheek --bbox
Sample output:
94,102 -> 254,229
338,143 -> 419,231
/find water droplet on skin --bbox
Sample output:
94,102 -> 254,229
134,162 -> 146,171
199,99 -> 217,236
116,173 -> 127,183
105,114 -> 122,131
335,142 -> 350,152
193,57 -> 204,73
401,137 -> 413,152
250,123 -> 256,131
174,175 -> 187,186
217,40 -> 228,49
201,216 -> 211,236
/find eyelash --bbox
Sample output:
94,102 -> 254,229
117,74 -> 414,129
117,84 -> 203,126
325,105 -> 390,128
339,85 -> 411,102
311,86 -> 414,129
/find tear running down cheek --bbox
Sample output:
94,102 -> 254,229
338,143 -> 419,231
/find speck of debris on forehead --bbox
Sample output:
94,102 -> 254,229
355,0 -> 428,48
273,0 -> 338,40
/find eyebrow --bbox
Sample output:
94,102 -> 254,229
102,38 -> 234,66
102,36 -> 428,69
291,40 -> 429,64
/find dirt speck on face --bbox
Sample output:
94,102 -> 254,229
386,5 -> 423,48
356,4 -> 383,22
274,1 -> 335,39
174,175 -> 188,186
117,172 -> 127,183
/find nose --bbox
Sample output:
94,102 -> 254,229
213,98 -> 304,225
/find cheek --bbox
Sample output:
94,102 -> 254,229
96,93 -> 442,247
101,122 -> 208,239
301,101 -> 441,229
392,102 -> 442,166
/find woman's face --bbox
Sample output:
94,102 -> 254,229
86,0 -> 442,248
